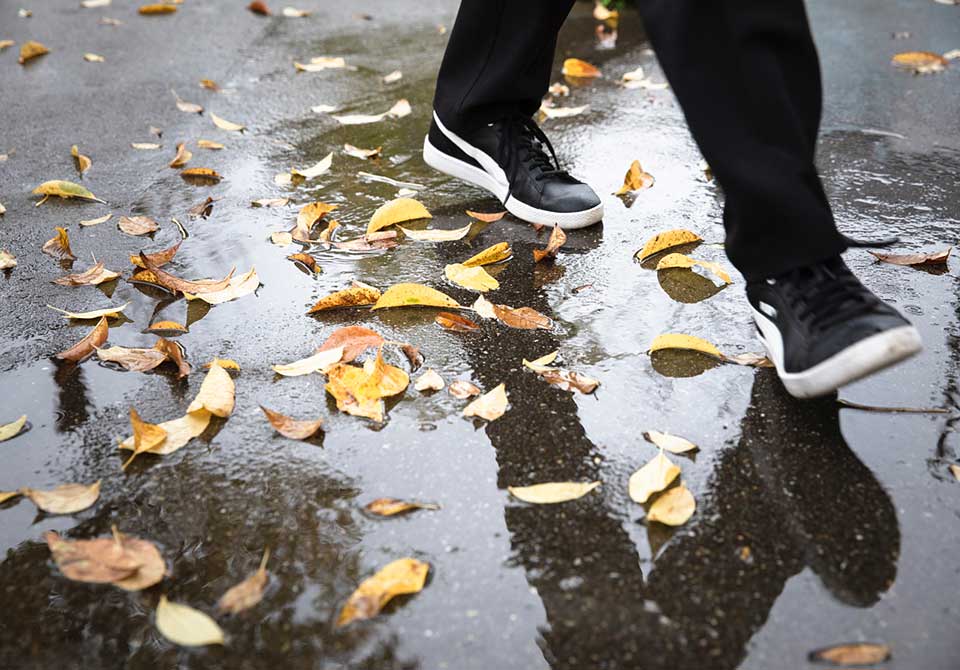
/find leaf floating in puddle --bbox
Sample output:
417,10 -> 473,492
218,549 -> 270,614
537,368 -> 599,394
656,252 -> 731,284
138,251 -> 234,294
110,530 -> 167,592
508,481 -> 600,504
293,201 -> 337,241
343,143 -> 381,160
42,227 -> 77,260
21,481 -> 101,514
449,380 -> 481,399
287,252 -> 320,273
317,326 -> 384,362
365,498 -> 440,516
649,333 -> 722,359
462,242 -> 512,267
56,316 -> 109,362
445,263 -> 499,292
629,452 -> 680,504
291,152 -> 333,180
644,430 -> 698,454
183,268 -> 260,305
307,281 -> 381,313
0,415 -> 28,441
722,352 -> 774,368
122,408 -> 168,469
636,229 -> 703,261
868,248 -> 951,267
96,345 -> 169,373
71,145 -> 92,174
463,383 -> 508,421
47,302 -> 128,320
533,224 -> 566,263
187,361 -> 235,418
400,223 -> 472,242
491,304 -> 553,330
367,198 -> 432,235
119,410 -> 210,456
146,320 -> 187,334
539,102 -> 590,120
54,262 -> 119,286
119,215 -> 159,236
336,558 -> 429,627
465,210 -> 506,223
252,197 -> 289,208
808,642 -> 891,666
372,283 -> 459,310
156,596 -> 225,647
414,369 -> 445,392
435,311 -> 480,332
325,348 -> 409,422
561,57 -> 601,78
646,483 -> 696,526
271,346 -> 345,377
45,530 -> 140,584
261,406 -> 323,440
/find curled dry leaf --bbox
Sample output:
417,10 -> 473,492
307,281 -> 381,313
508,481 -> 600,504
180,167 -> 222,182
169,142 -> 192,168
71,145 -> 92,174
892,51 -> 948,74
96,345 -> 169,373
252,197 -> 289,208
629,452 -> 680,504
463,383 -> 508,421
120,410 -> 210,456
533,224 -> 567,262
138,252 -> 234,294
646,483 -> 696,526
210,112 -> 245,132
132,142 -> 162,150
869,248 -> 951,267
288,252 -> 320,274
156,596 -> 225,647
336,558 -> 429,627
48,303 -> 128,320
644,430 -> 697,454
615,160 -> 655,195
462,242 -> 512,267
42,227 -> 77,260
122,407 -> 168,469
465,210 -> 507,223
261,406 -> 323,439
18,40 -> 49,64
188,196 -> 217,219
248,0 -> 271,15
21,481 -> 101,514
562,58 -> 601,78
414,369 -> 445,392
372,283 -> 460,310
54,262 -> 119,286
808,642 -> 891,666
197,139 -> 224,150
0,250 -> 16,270
56,316 -> 109,362
367,198 -> 432,235
636,229 -> 703,261
449,380 -> 481,399
187,362 -> 235,417
332,99 -> 411,125
445,263 -> 499,292
292,152 -> 333,180
33,180 -> 104,203
218,550 -> 270,614
80,213 -> 112,227
538,369 -> 600,394
119,215 -> 159,236
294,201 -> 337,242
399,223 -> 472,242
435,311 -> 479,332
657,252 -> 731,284
365,498 -> 440,516
139,4 -> 178,15
154,337 -> 191,377
0,415 -> 28,441
649,333 -> 722,359
272,346 -> 344,377
343,143 -> 381,160
317,326 -> 384,362
183,268 -> 259,305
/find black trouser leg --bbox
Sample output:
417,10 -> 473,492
433,0 -> 575,134
637,0 -> 847,279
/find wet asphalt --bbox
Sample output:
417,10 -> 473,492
1,1 -> 959,669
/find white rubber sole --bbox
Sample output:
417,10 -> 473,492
752,307 -> 923,398
423,113 -> 604,230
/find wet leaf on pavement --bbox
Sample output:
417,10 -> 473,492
317,326 -> 384,362
210,112 -> 245,132
307,281 -> 382,313
372,283 -> 459,310
80,213 -> 113,227
644,430 -> 698,454
336,558 -> 429,627
96,345 -> 170,373
146,321 -> 187,335
892,51 -> 948,74
868,248 -> 951,267
186,361 -> 235,417
807,642 -> 891,666
119,215 -> 159,236
261,406 -> 323,439
45,530 -> 141,584
122,408 -> 168,469
71,145 -> 92,174
292,152 -> 333,180
562,58 -> 601,78
365,498 -> 440,516
218,549 -> 270,614
649,333 -> 723,359
656,253 -> 731,284
56,316 -> 109,362
629,452 -> 681,504
111,530 -> 167,591
325,348 -> 410,422
53,262 -> 119,286
646,483 -> 696,526
463,383 -> 508,421
367,198 -> 432,235
21,481 -> 101,514
18,40 -> 49,64
465,210 -> 506,223
120,410 -> 211,456
399,223 -> 472,241
33,180 -> 105,204
42,227 -> 77,260
449,380 -> 481,399
343,144 -> 381,159
636,229 -> 703,261
0,415 -> 28,441
445,263 -> 499,292
47,303 -> 128,320
272,346 -> 345,377
294,201 -> 337,242
414,369 -> 445,392
183,268 -> 259,305
533,224 -> 566,262
435,311 -> 479,332
169,142 -> 192,168
139,4 -> 178,15
156,596 -> 225,647
138,252 -> 234,294
491,304 -> 553,330
537,369 -> 600,394
508,481 -> 600,504
180,167 -> 223,182
462,242 -> 512,267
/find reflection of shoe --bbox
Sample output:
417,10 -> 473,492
742,370 -> 899,607
423,112 -> 603,229
747,257 -> 922,398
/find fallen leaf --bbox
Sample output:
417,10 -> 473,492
218,549 -> 270,614
649,333 -> 722,359
183,268 -> 259,305
287,252 -> 320,273
0,415 -> 28,441
131,142 -> 162,150
119,215 -> 159,236
463,383 -> 508,421
119,410 -> 210,456
808,642 -> 891,666
358,171 -> 424,190
188,196 -> 216,219
522,351 -> 559,372
892,51 -> 948,74
121,408 -> 168,469
294,56 -> 347,72
562,57 -> 601,78
508,481 -> 600,504
54,262 -> 119,286
146,320 -> 188,334
644,430 -> 697,454
332,99 -> 411,125
367,198 -> 432,235
656,252 -> 731,284
197,139 -> 224,150
445,263 -> 499,292
538,369 -> 600,394
344,143 -> 382,159
539,103 -> 590,119
593,2 -> 618,21
292,152 -> 333,180
629,452 -> 681,504
869,248 -> 951,266
307,281 -> 381,313
465,210 -> 506,223
365,498 -> 440,516
333,231 -> 400,251
80,213 -> 112,227
0,40 -> 13,52
199,79 -> 220,91
449,380 -> 481,399
139,4 -> 178,15
56,316 -> 109,362
615,159 -> 655,195
252,197 -> 289,208
317,326 -> 384,362
462,242 -> 512,267
372,283 -> 460,310
33,179 -> 104,204
636,229 -> 703,261
172,89 -> 202,114
950,464 -> 960,481
336,558 -> 429,627
156,596 -> 225,647
47,302 -> 128,320
209,112 -> 245,132
42,227 -> 77,260
45,531 -> 141,584
153,338 -> 191,377
399,223 -> 472,242
83,52 -> 105,63
547,82 -> 570,97
646,483 -> 695,526
180,167 -> 223,182
325,349 -> 409,422
71,145 -> 92,173
271,231 -> 293,246
18,40 -> 49,64
414,369 -> 445,392
203,358 -> 240,371
382,70 -> 402,83
261,406 -> 323,439
311,104 -> 338,113
169,142 -> 192,168
96,345 -> 170,373
187,362 -> 235,417
533,224 -> 566,262
82,0 -> 111,7
492,304 -> 553,330
435,311 -> 479,332
317,219 -> 340,246
621,66 -> 669,90
282,6 -> 311,17
0,250 -> 15,270
110,530 -> 167,591
248,0 -> 271,14
138,252 -> 234,294
294,201 -> 337,242
472,294 -> 497,319
0,491 -> 21,504
722,352 -> 773,368
21,481 -> 101,514
272,346 -> 345,377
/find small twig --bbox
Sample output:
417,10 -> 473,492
837,398 -> 951,414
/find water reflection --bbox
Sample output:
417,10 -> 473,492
53,362 -> 91,432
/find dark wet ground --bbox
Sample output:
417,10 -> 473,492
1,1 -> 959,669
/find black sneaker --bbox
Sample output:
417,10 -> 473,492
423,112 -> 603,229
747,257 -> 922,398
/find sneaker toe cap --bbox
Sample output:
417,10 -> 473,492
540,182 -> 602,213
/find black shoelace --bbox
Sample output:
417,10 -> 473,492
781,258 -> 884,332
498,115 -> 569,185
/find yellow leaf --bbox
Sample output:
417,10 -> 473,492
399,223 -> 472,242
21,481 -> 101,514
210,112 -> 245,132
180,167 -> 222,182
809,643 -> 891,666
372,283 -> 459,310
156,596 -> 225,647
649,333 -> 722,359
532,225 -> 566,262
186,363 -> 235,418
364,498 -> 440,516
203,358 -> 240,371
0,250 -> 15,270
293,201 -> 337,242
343,143 -> 381,159
169,142 -> 192,168
138,3 -> 178,14
336,558 -> 429,627
33,180 -> 104,203
54,262 -> 119,286
324,350 -> 409,422
291,152 -> 332,179
0,415 -> 27,442
120,410 -> 211,456
646,483 -> 695,526
614,160 -> 655,195
71,145 -> 92,173
122,408 -> 168,469
367,197 -> 432,234
656,252 -> 731,284
146,320 -> 187,334
522,350 -> 558,372
261,406 -> 323,440
18,40 -> 49,64
414,369 -> 445,392
0,491 -> 21,504
444,263 -> 499,292
643,430 -> 698,454
508,481 -> 600,504
47,302 -> 129,320
183,267 -> 259,305
271,231 -> 293,246
463,383 -> 508,421
271,346 -> 344,377
636,229 -> 703,261
307,281 -> 381,313
562,57 -> 601,78
80,213 -> 112,227
628,452 -> 680,504
462,242 -> 511,267
197,139 -> 224,150
892,51 -> 948,74
217,550 -> 270,614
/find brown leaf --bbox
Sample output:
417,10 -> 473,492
465,210 -> 507,223
615,159 -> 655,195
138,252 -> 234,294
248,0 -> 271,15
122,408 -> 168,469
448,380 -> 481,399
21,481 -> 101,514
169,142 -> 192,168
110,530 -> 167,591
538,368 -> 599,394
808,642 -> 891,666
42,227 -> 77,260
130,241 -> 182,268
180,167 -> 222,183
18,40 -> 50,64
869,248 -> 951,267
532,224 -> 567,263
333,231 -> 400,251
365,498 -> 440,516
71,145 -> 92,174
54,262 -> 120,286
287,252 -> 320,274
562,58 -> 601,78
492,304 -> 553,330
307,281 -> 381,313
154,337 -> 191,377
199,79 -> 220,91
118,215 -> 159,236
139,3 -> 178,15
293,202 -> 337,242
188,197 -> 217,219
218,550 -> 270,614
435,311 -> 480,332
336,558 -> 429,627
96,345 -> 170,373
261,406 -> 323,440
892,51 -> 948,74
56,316 -> 109,362
45,530 -> 141,584
318,325 -> 384,362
